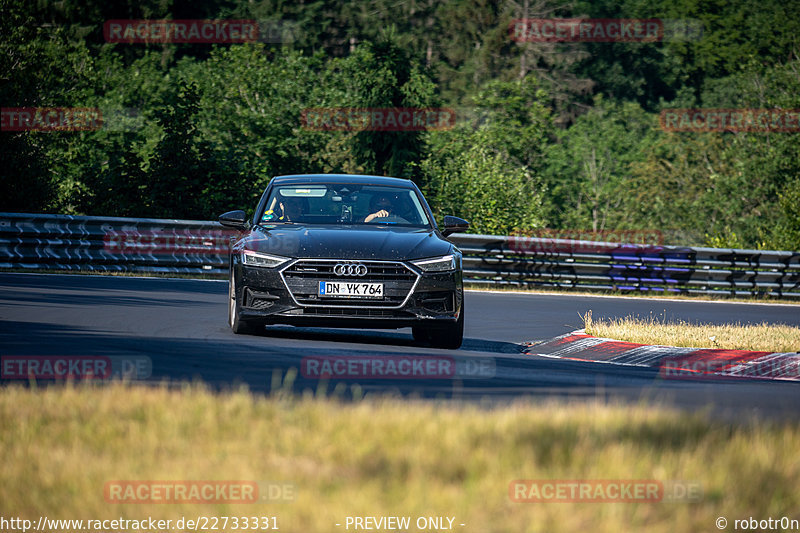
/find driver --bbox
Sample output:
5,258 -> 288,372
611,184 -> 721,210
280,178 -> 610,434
263,195 -> 308,222
364,193 -> 395,223
279,196 -> 308,221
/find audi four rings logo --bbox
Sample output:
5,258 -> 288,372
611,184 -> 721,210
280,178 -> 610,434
333,263 -> 368,276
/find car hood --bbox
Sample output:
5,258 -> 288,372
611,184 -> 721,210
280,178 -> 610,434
237,224 -> 453,260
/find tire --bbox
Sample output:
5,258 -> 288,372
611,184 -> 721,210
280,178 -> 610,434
228,270 -> 262,335
412,301 -> 464,350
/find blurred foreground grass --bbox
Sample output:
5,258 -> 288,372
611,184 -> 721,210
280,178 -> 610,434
1,382 -> 799,532
583,311 -> 800,352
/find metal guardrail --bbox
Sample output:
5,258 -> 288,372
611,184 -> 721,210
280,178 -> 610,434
453,234 -> 800,298
1,212 -> 799,298
0,212 -> 231,276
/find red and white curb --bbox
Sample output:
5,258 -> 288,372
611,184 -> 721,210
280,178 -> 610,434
523,330 -> 800,382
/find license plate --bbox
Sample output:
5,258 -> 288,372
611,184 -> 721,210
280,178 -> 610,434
319,281 -> 384,298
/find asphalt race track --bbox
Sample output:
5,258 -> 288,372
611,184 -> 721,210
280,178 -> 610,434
1,273 -> 799,418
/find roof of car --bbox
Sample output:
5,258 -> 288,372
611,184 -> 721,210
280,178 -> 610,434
271,174 -> 415,187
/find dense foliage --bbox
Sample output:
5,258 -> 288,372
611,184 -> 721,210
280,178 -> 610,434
1,0 -> 798,249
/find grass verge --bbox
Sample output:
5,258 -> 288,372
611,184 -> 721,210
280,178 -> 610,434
2,382 -> 799,532
583,311 -> 800,352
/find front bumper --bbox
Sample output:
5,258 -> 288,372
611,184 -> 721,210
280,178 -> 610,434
233,258 -> 463,328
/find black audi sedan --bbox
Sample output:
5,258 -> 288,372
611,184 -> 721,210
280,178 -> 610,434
218,174 -> 469,349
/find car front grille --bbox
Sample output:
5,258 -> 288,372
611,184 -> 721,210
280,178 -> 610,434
281,259 -> 419,308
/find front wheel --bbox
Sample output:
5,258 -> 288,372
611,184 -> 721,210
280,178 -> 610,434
228,270 -> 262,335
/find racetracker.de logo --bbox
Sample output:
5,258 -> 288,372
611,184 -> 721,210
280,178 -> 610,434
302,356 -> 455,379
104,20 -> 259,43
1,107 -> 102,131
104,481 -> 295,504
301,355 -> 496,380
301,108 -> 456,131
660,108 -> 800,133
1,356 -> 111,379
509,18 -> 663,42
509,480 -> 702,503
1,356 -> 152,381
658,354 -> 800,381
103,229 -> 238,255
104,481 -> 257,503
510,480 -> 662,502
508,229 -> 664,255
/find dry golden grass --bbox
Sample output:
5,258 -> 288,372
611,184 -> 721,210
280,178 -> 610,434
583,310 -> 800,352
2,382 -> 799,533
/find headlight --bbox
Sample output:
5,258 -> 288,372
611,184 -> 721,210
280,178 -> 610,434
412,254 -> 457,272
242,251 -> 290,268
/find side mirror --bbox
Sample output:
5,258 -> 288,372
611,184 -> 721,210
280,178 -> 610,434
441,215 -> 469,237
218,210 -> 249,230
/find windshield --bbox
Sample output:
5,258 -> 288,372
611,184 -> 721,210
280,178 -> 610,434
259,184 -> 432,228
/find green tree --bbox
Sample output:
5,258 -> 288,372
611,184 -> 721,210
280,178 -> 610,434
771,179 -> 800,251
421,142 -> 543,235
626,56 -> 800,247
544,96 -> 659,231
0,0 -> 98,213
338,29 -> 437,179
419,75 -> 550,234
